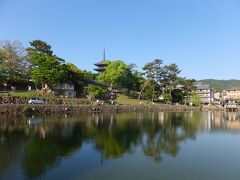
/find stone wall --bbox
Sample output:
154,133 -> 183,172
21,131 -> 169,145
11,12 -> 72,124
0,104 -> 202,115
0,96 -> 90,105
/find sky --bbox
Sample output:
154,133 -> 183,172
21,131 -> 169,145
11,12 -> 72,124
1,0 -> 240,80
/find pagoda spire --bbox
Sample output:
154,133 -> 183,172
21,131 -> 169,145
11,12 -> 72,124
103,48 -> 106,61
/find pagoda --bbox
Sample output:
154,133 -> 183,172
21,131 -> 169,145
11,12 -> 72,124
94,49 -> 108,73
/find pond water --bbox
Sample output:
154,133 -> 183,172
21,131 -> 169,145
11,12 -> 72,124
1,111 -> 240,180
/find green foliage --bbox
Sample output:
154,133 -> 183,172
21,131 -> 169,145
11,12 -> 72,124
30,53 -> 65,88
191,93 -> 201,106
122,88 -> 130,96
163,93 -> 172,102
61,63 -> 85,95
171,89 -> 184,103
97,61 -> 135,89
161,63 -> 181,93
141,59 -> 181,101
83,70 -> 97,80
143,59 -> 163,82
178,78 -> 196,103
28,40 -> 67,88
27,40 -> 53,56
85,85 -> 107,100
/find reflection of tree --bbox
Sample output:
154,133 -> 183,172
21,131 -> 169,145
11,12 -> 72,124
0,130 -> 26,170
0,116 -> 27,170
142,112 -> 201,161
22,120 -> 85,178
93,115 -> 141,159
0,112 -> 202,178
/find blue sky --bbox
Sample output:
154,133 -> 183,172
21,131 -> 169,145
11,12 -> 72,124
1,0 -> 240,80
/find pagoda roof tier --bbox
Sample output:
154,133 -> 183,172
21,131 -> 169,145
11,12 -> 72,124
94,60 -> 108,67
94,67 -> 106,72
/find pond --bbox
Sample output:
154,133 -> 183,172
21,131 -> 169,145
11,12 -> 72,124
1,111 -> 240,180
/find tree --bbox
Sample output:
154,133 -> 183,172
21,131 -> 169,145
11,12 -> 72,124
61,63 -> 85,96
179,78 -> 196,103
171,89 -> 184,103
0,40 -> 29,85
139,59 -> 163,101
27,40 -> 66,89
143,59 -> 163,83
85,85 -> 107,100
161,63 -> 181,95
191,93 -> 201,106
82,70 -> 97,80
27,40 -> 53,56
97,61 -> 135,89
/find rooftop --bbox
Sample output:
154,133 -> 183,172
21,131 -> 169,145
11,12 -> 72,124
94,60 -> 108,67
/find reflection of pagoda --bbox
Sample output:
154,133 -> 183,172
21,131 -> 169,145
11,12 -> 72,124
94,49 -> 108,73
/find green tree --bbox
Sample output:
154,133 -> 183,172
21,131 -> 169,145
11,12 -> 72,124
140,59 -> 163,101
97,60 -> 135,89
191,93 -> 201,106
27,40 -> 53,56
82,70 -> 97,80
85,85 -> 107,100
161,63 -> 181,95
171,89 -> 184,103
61,63 -> 85,96
27,40 -> 66,89
179,78 -> 196,103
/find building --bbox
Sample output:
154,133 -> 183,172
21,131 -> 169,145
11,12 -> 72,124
222,88 -> 240,101
53,83 -> 76,98
94,49 -> 108,73
195,83 -> 214,104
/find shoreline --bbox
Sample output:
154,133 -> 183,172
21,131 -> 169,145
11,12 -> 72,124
0,104 -> 225,115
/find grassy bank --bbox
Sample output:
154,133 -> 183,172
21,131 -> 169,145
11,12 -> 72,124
116,95 -> 147,105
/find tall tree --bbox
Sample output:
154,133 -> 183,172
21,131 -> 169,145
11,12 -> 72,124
161,63 -> 181,95
179,78 -> 196,103
0,40 -> 29,85
27,40 -> 53,56
61,63 -> 85,95
139,59 -> 163,101
27,40 -> 65,89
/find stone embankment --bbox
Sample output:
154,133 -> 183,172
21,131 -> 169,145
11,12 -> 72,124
0,104 -> 202,115
0,96 -> 89,105
0,96 -> 225,115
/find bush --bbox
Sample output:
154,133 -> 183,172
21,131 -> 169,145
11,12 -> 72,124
191,93 -> 201,106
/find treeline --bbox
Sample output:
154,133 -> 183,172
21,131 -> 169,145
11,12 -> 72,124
0,40 -> 197,104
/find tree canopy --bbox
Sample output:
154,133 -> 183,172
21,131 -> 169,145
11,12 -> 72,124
0,40 -> 29,85
97,60 -> 135,89
27,40 -> 67,88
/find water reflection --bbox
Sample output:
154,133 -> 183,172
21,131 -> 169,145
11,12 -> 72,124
200,111 -> 240,132
0,111 -> 240,179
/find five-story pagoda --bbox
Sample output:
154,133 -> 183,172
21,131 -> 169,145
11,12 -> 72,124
94,49 -> 108,73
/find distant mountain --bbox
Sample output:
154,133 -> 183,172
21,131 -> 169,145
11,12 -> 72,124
198,79 -> 240,91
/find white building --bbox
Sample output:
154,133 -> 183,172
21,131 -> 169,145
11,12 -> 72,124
53,83 -> 76,98
195,83 -> 214,104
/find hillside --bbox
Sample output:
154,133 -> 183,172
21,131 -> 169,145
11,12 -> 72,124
198,79 -> 240,91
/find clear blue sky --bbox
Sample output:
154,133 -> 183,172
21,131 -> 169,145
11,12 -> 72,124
1,0 -> 240,80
